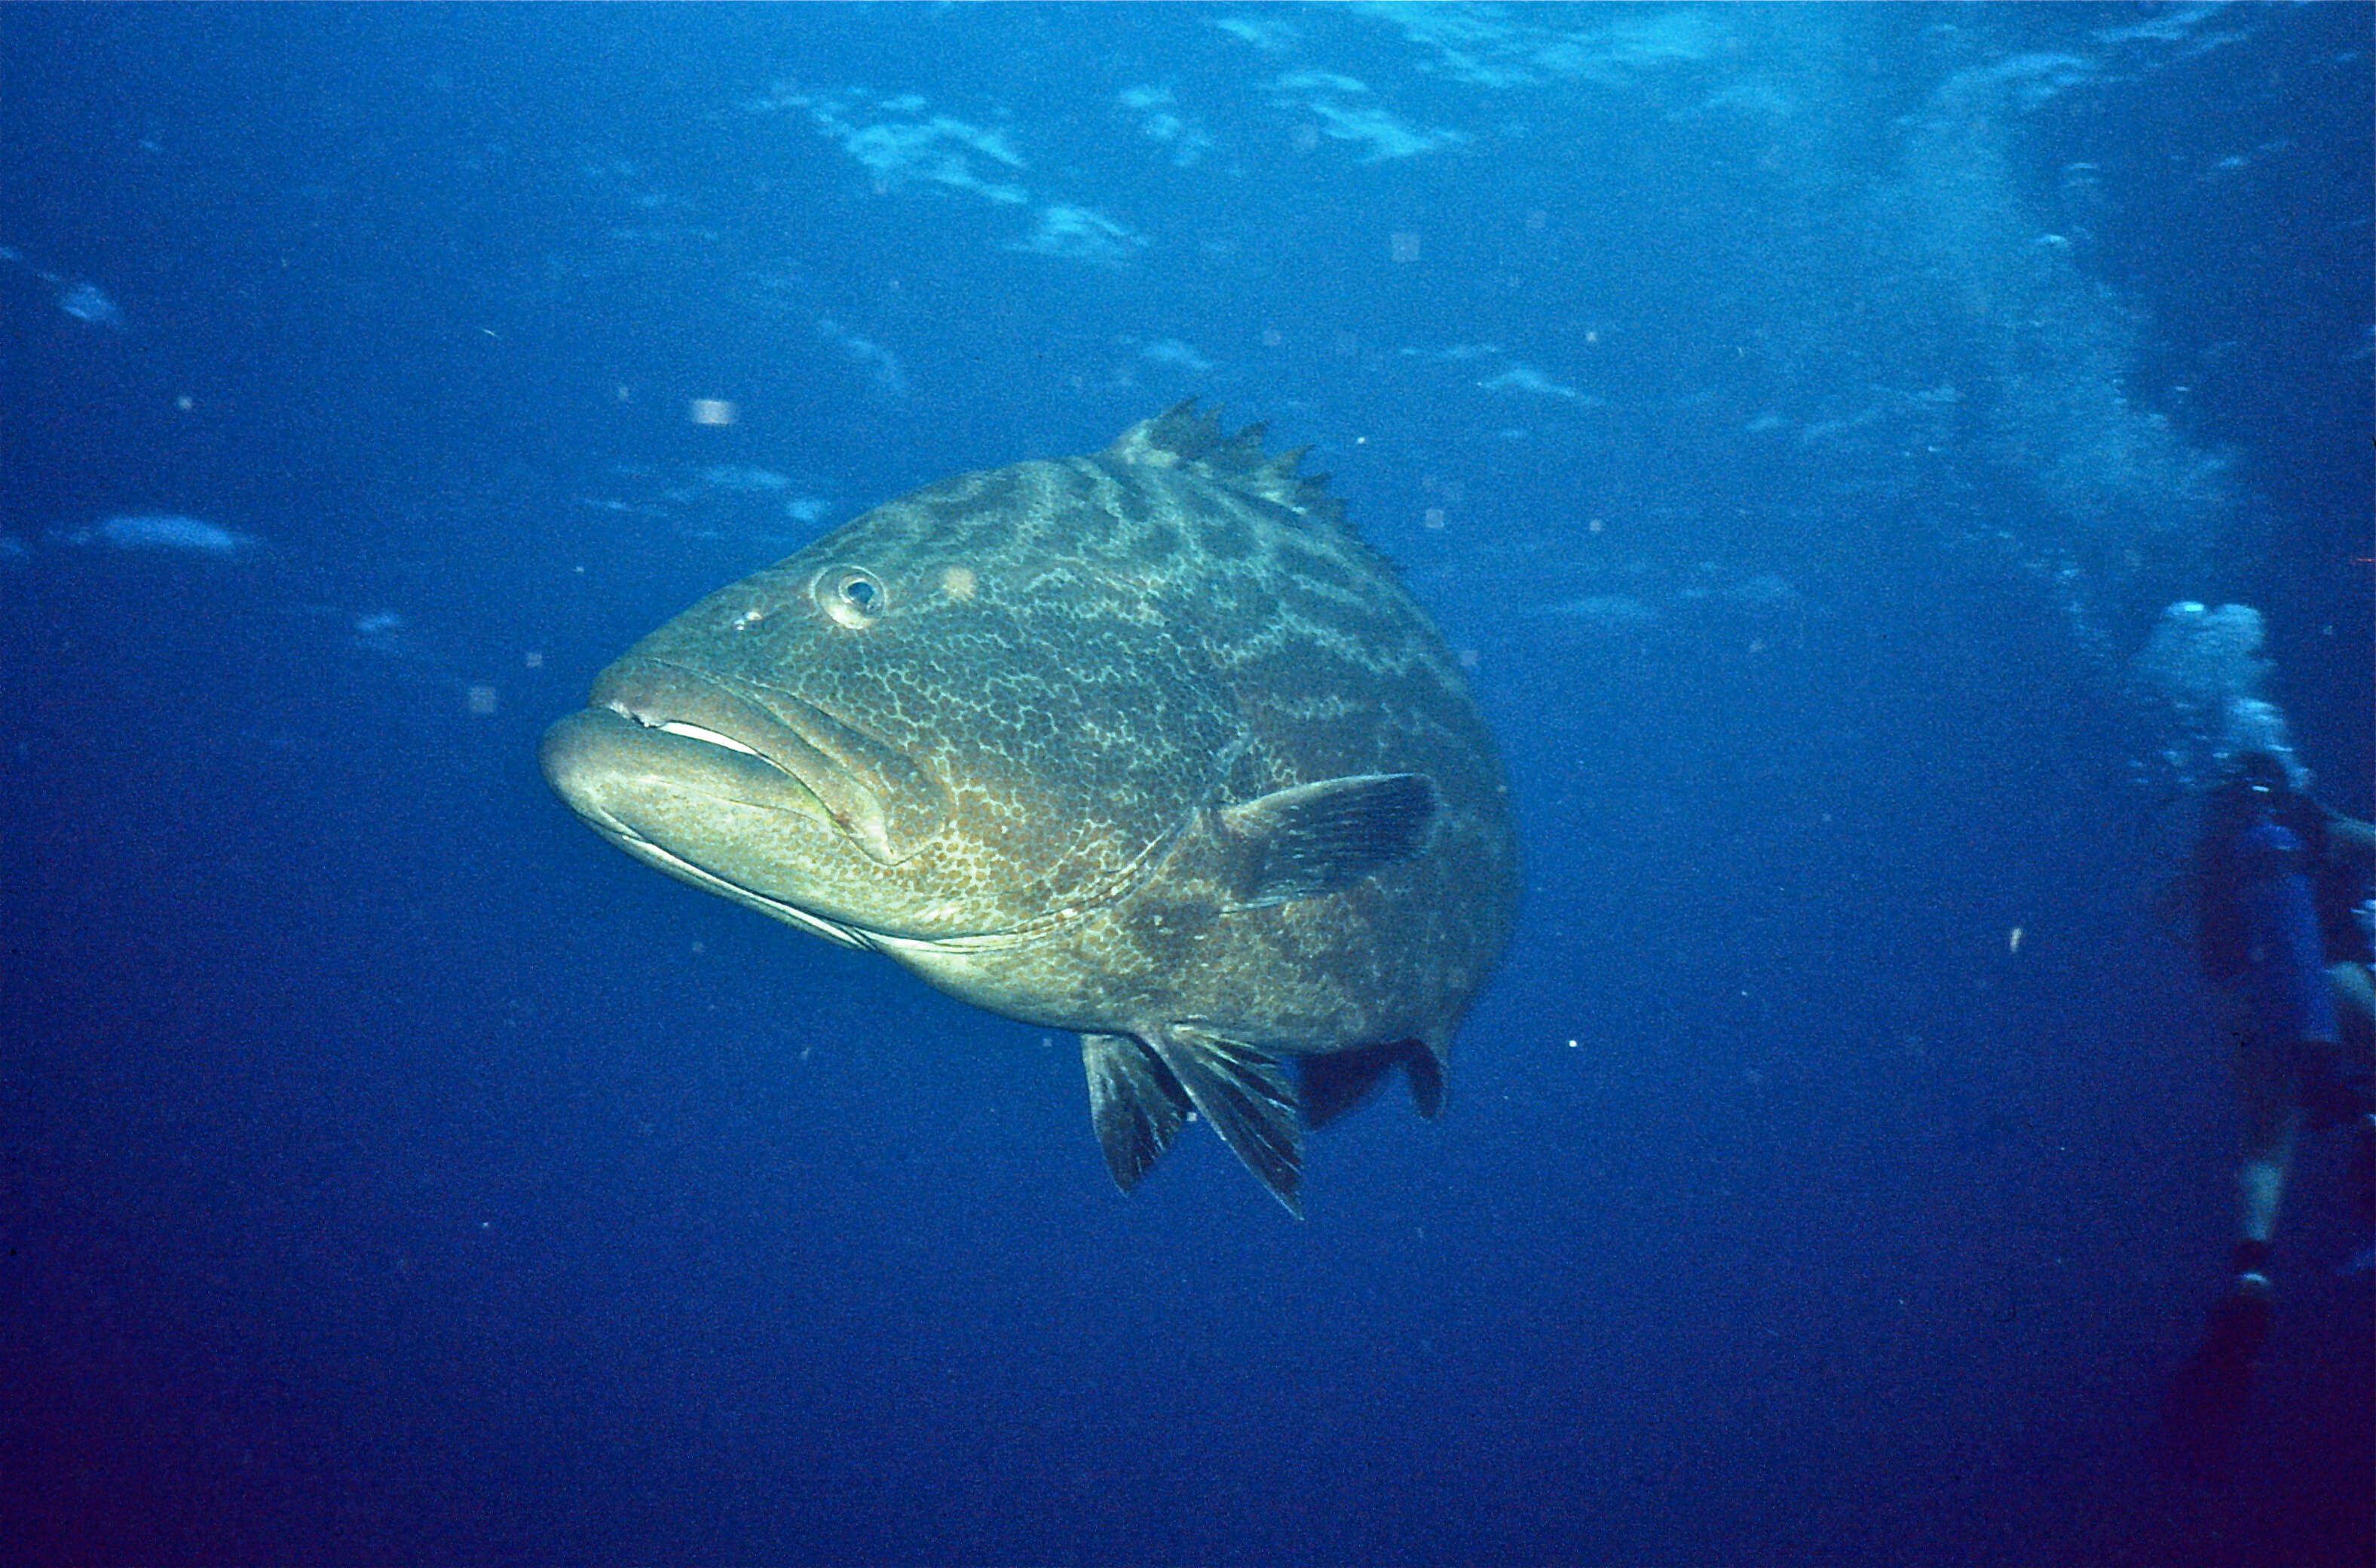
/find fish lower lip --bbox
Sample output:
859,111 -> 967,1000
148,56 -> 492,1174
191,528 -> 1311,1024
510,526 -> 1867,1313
599,814 -> 869,951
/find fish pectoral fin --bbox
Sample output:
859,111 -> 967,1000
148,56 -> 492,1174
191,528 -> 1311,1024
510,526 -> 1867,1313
1152,1024 -> 1305,1218
1297,1038 -> 1444,1128
1218,773 -> 1439,907
1082,1033 -> 1193,1194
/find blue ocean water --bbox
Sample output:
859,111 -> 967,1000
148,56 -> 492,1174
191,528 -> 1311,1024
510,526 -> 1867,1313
4,5 -> 2369,1563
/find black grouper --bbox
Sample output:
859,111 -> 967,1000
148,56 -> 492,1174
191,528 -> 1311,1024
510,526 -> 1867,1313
542,404 -> 1517,1214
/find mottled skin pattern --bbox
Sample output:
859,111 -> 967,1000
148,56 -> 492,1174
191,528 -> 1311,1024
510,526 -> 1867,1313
543,405 -> 1518,1207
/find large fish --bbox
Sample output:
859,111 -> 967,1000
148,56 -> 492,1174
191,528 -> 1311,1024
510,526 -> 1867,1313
542,405 -> 1517,1213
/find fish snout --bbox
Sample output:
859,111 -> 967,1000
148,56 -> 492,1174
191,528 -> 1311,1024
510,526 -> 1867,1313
573,658 -> 945,864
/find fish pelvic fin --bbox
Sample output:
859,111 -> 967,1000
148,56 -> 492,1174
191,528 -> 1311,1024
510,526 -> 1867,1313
1152,1023 -> 1306,1218
1082,1033 -> 1193,1194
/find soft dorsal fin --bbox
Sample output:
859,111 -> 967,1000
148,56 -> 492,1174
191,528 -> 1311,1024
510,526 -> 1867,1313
1219,773 -> 1439,908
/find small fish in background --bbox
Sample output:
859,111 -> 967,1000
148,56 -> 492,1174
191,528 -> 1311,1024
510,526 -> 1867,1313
63,513 -> 261,555
1533,593 -> 1660,626
699,465 -> 791,492
815,317 -> 908,402
0,245 -> 128,331
56,280 -> 125,331
353,610 -> 408,654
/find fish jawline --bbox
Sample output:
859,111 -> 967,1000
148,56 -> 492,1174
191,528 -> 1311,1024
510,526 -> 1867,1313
596,816 -> 874,951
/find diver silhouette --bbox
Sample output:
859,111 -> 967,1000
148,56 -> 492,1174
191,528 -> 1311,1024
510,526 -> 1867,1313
2162,749 -> 2375,1476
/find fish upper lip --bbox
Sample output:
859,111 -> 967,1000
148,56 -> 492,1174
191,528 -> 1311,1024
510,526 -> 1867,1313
592,657 -> 850,789
584,657 -> 946,864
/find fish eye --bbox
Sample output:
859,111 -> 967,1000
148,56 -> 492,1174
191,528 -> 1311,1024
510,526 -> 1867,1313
815,566 -> 886,629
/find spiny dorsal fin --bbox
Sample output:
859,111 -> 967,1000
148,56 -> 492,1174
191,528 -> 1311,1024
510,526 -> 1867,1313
1101,400 -> 1347,532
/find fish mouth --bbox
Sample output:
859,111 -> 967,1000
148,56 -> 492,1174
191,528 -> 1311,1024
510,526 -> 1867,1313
553,657 -> 948,868
534,722 -> 871,951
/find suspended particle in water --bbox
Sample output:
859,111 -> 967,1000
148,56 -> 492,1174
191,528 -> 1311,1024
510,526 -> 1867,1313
467,684 -> 500,715
688,398 -> 737,425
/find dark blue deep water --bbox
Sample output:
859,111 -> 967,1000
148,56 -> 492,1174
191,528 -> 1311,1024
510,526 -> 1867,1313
5,6 -> 2370,1564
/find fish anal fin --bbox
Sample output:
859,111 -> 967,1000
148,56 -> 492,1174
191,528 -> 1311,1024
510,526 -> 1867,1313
1298,1039 -> 1446,1128
1406,1037 -> 1448,1120
1153,1024 -> 1306,1217
1220,773 -> 1438,907
1082,1033 -> 1192,1194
